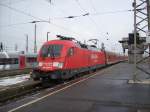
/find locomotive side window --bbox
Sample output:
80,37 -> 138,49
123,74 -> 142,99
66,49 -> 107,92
68,48 -> 74,56
41,44 -> 63,57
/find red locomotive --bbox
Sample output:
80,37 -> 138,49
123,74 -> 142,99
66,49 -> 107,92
31,35 -> 126,80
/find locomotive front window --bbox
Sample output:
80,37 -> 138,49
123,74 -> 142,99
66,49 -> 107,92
41,44 -> 63,57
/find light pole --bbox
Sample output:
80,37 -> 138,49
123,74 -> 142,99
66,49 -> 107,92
34,23 -> 37,53
30,20 -> 50,53
47,32 -> 50,42
133,0 -> 137,81
25,34 -> 29,53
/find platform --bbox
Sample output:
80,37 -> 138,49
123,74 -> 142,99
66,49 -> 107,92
1,62 -> 150,112
0,79 -> 40,102
0,68 -> 32,78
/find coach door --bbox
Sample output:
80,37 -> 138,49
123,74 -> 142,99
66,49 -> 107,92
19,55 -> 26,69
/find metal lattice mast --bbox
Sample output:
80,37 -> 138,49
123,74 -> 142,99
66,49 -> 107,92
134,0 -> 148,35
147,0 -> 150,56
133,0 -> 150,81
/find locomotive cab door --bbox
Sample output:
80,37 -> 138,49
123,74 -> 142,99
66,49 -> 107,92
65,47 -> 77,69
60,47 -> 76,79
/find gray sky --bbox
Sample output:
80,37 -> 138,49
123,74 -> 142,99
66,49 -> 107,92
0,0 -> 133,53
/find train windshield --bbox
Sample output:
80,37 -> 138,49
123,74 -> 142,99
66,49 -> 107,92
41,44 -> 63,58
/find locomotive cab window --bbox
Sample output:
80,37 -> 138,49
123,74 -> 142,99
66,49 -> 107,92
67,48 -> 74,56
41,44 -> 63,57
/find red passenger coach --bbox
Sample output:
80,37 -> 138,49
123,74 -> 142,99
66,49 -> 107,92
31,35 -> 125,81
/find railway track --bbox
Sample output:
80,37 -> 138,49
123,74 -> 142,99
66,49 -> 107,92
0,61 -> 123,105
0,68 -> 98,104
0,68 -> 32,78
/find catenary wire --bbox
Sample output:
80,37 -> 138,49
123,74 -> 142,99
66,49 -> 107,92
74,0 -> 102,35
0,3 -> 87,37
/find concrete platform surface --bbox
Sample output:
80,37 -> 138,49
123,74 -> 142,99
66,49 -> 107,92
1,62 -> 150,112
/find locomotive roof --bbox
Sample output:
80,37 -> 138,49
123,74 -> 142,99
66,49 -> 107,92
45,40 -> 100,52
45,40 -> 78,47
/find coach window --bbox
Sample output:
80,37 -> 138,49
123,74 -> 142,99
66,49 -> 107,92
68,48 -> 74,56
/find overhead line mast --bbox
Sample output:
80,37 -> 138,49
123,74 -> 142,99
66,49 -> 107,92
133,0 -> 150,81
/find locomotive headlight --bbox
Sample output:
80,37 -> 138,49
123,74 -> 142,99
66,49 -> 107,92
38,62 -> 43,67
53,62 -> 64,68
